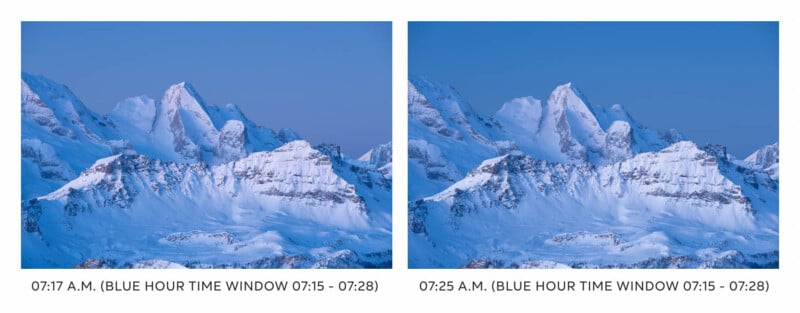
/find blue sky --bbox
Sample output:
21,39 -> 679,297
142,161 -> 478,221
22,22 -> 391,156
409,22 -> 778,158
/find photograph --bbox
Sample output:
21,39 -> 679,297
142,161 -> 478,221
21,22 -> 392,268
408,22 -> 778,269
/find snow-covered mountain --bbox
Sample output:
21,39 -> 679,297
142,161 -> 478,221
493,82 -> 683,166
22,74 -> 117,199
744,142 -> 779,180
105,81 -> 290,165
408,77 -> 778,269
21,74 -> 391,268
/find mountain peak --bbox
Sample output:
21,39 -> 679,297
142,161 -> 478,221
164,81 -> 202,101
272,140 -> 316,156
21,72 -> 78,102
277,128 -> 303,142
286,139 -> 312,149
169,81 -> 192,89
408,76 -> 501,146
550,82 -> 591,106
744,142 -> 779,175
495,96 -> 543,135
552,82 -> 580,95
154,80 -> 216,161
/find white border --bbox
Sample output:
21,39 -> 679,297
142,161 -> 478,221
2,1 -> 796,311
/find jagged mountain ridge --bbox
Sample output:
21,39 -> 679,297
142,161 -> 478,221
744,142 -> 779,180
21,74 -> 392,268
359,141 -> 393,179
22,74 -> 119,198
22,73 -> 304,199
408,76 -> 683,188
408,76 -> 777,269
105,80 -> 290,164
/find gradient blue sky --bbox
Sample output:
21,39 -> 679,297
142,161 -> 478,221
22,22 -> 391,156
409,22 -> 778,158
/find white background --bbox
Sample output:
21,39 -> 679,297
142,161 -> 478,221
1,0 -> 796,311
